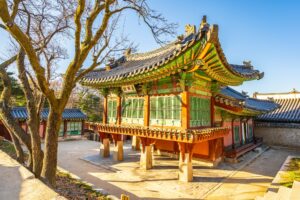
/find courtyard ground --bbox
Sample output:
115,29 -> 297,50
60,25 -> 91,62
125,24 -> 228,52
57,140 -> 300,200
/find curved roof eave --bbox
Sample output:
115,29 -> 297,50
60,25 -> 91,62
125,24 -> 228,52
80,19 -> 264,87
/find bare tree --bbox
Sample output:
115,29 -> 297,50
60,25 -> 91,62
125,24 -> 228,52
0,0 -> 176,186
0,0 -> 71,176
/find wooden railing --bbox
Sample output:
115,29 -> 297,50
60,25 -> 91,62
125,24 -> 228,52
85,122 -> 229,143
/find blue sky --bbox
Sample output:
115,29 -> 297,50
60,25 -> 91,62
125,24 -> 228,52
1,0 -> 300,95
123,0 -> 300,95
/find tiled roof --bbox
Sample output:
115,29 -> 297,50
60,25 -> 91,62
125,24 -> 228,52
81,18 -> 263,86
220,87 -> 279,112
11,107 -> 87,121
257,98 -> 300,122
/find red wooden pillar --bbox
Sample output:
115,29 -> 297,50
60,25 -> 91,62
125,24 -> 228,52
81,120 -> 84,135
181,91 -> 190,130
116,95 -> 122,125
103,96 -> 108,124
144,95 -> 150,127
210,96 -> 215,127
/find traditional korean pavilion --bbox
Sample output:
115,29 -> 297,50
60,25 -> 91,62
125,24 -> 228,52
81,16 -> 278,182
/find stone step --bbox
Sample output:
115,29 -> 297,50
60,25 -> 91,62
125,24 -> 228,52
290,181 -> 300,200
277,186 -> 291,200
255,196 -> 265,200
263,191 -> 278,200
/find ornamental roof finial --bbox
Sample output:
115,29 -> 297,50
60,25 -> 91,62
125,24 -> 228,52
185,24 -> 196,36
291,88 -> 298,93
202,15 -> 207,24
243,60 -> 253,69
200,15 -> 209,31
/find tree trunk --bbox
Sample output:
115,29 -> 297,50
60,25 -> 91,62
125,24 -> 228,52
28,119 -> 43,177
17,49 -> 44,177
9,130 -> 25,163
41,106 -> 62,186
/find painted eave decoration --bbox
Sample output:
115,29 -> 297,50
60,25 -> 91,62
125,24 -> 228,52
80,16 -> 264,88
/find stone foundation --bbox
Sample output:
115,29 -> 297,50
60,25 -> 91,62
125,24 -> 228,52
140,146 -> 153,170
178,153 -> 193,182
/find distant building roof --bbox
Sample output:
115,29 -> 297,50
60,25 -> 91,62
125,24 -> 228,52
220,87 -> 280,113
11,107 -> 87,121
255,89 -> 300,123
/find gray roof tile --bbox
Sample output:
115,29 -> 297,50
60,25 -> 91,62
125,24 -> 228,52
257,98 -> 300,122
11,107 -> 87,120
220,87 -> 279,112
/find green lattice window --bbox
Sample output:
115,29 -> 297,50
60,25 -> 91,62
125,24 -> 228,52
190,97 -> 211,127
66,122 -> 82,135
150,95 -> 181,126
108,99 -> 117,123
122,98 -> 144,125
234,126 -> 240,145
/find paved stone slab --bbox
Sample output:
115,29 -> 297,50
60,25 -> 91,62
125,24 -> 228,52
206,147 -> 300,200
0,150 -> 63,200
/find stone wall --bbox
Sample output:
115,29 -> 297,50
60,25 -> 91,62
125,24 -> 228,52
255,127 -> 300,147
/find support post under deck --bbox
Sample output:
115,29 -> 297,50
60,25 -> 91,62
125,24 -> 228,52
100,138 -> 110,158
178,142 -> 194,182
132,136 -> 141,151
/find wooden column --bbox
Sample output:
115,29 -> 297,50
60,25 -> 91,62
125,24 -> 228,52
116,95 -> 122,125
103,96 -> 108,124
211,96 -> 215,127
81,120 -> 84,135
100,138 -> 110,157
132,136 -> 140,151
144,95 -> 150,127
181,91 -> 190,130
209,138 -> 223,167
231,119 -> 235,149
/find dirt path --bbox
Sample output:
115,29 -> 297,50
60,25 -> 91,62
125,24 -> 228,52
206,147 -> 300,200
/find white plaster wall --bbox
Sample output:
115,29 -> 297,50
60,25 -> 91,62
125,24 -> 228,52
255,127 -> 300,147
